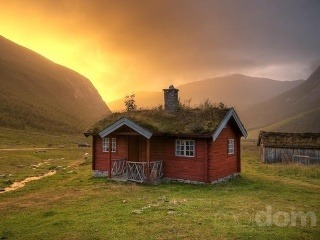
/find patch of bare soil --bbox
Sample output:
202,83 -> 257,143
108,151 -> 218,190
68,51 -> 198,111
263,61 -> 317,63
0,170 -> 56,194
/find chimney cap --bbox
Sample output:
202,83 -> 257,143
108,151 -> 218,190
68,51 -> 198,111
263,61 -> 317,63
163,85 -> 179,91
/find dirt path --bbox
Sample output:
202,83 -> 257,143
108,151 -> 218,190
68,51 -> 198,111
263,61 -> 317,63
0,148 -> 58,151
0,170 -> 56,194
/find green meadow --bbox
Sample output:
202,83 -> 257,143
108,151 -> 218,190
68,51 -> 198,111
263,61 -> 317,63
0,135 -> 319,240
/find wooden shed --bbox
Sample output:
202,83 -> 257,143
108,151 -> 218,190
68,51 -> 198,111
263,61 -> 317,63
257,131 -> 320,164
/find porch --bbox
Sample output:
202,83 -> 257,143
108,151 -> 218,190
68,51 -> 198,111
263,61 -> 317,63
111,158 -> 163,183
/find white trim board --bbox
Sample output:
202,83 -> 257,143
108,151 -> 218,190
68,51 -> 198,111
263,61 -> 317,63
99,117 -> 153,139
212,108 -> 247,141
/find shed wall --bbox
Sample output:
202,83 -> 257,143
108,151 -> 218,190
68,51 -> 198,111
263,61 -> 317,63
261,146 -> 320,164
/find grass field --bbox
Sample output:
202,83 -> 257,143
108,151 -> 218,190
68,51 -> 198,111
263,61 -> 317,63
0,138 -> 319,239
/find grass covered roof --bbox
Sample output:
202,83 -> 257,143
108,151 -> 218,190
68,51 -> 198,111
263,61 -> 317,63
258,131 -> 320,149
86,106 -> 231,136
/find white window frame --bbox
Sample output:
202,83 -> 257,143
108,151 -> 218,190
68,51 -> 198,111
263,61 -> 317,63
228,139 -> 235,155
102,138 -> 116,152
175,139 -> 195,157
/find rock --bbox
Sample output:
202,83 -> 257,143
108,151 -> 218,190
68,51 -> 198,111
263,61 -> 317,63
35,150 -> 46,153
0,174 -> 6,178
122,200 -> 127,203
4,180 -> 12,185
172,199 -> 178,205
159,195 -> 169,202
131,210 -> 143,214
167,211 -> 176,214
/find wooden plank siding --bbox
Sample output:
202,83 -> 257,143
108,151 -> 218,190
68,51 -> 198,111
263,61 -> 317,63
210,123 -> 241,181
93,135 -> 128,171
161,137 -> 208,182
261,146 -> 320,164
92,121 -> 242,182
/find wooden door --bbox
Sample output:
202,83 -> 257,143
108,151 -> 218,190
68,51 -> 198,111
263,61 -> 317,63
129,136 -> 140,162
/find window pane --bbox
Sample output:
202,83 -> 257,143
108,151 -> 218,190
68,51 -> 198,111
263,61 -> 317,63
228,139 -> 234,154
111,138 -> 116,152
175,139 -> 195,157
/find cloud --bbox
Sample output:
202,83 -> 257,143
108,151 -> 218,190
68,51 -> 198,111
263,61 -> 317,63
1,0 -> 320,100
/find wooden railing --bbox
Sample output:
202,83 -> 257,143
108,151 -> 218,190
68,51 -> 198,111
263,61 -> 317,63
111,158 -> 127,176
126,161 -> 146,182
126,160 -> 163,182
110,158 -> 163,182
149,161 -> 163,180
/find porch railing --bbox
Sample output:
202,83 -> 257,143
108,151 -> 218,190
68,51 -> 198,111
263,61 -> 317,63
111,158 -> 127,176
149,161 -> 163,180
126,160 -> 163,183
110,158 -> 163,182
126,161 -> 146,182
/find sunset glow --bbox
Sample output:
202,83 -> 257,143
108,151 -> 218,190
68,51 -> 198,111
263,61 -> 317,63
1,1 -> 319,103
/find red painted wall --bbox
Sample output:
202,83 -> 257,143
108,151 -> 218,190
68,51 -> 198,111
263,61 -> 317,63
92,119 -> 241,182
209,122 -> 241,181
93,135 -> 128,171
152,137 -> 208,182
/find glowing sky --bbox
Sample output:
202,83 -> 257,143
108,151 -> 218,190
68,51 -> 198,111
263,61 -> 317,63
1,0 -> 320,102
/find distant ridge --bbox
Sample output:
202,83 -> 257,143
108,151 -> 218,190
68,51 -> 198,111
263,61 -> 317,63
0,35 -> 110,133
107,74 -> 303,112
243,64 -> 320,134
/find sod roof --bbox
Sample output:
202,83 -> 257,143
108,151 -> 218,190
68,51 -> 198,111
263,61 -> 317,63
85,107 -> 232,136
258,131 -> 320,149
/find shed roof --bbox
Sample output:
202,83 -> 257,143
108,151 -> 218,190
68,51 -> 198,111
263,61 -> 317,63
257,131 -> 320,149
85,107 -> 247,139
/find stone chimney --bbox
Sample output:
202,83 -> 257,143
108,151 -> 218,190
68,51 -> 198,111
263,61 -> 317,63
163,85 -> 179,112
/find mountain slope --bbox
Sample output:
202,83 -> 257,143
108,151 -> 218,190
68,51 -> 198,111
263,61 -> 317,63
243,65 -> 320,133
107,74 -> 303,111
0,36 -> 110,133
108,91 -> 163,111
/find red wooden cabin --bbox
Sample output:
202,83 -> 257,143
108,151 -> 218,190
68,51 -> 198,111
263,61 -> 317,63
85,86 -> 247,184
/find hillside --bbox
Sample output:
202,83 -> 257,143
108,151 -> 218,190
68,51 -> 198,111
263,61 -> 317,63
108,91 -> 163,111
0,36 -> 110,133
243,65 -> 320,134
107,74 -> 303,111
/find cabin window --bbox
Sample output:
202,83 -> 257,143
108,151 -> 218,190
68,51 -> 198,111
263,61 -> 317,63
102,138 -> 116,152
175,139 -> 195,157
228,139 -> 235,154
